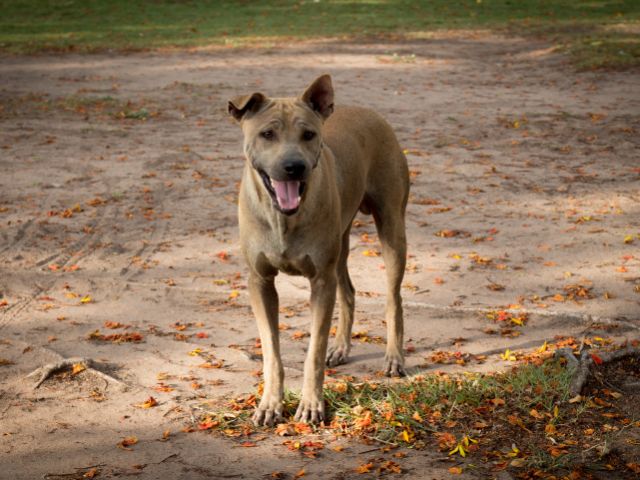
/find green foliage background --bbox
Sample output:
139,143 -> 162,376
1,1 -> 638,68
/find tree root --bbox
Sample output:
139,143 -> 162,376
555,345 -> 640,397
26,357 -> 126,390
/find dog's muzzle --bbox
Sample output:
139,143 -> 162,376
259,170 -> 306,215
255,143 -> 322,216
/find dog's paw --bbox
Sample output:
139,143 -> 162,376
294,397 -> 325,424
252,399 -> 284,427
383,354 -> 406,377
326,344 -> 349,367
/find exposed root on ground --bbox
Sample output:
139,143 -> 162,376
26,357 -> 126,390
555,345 -> 640,396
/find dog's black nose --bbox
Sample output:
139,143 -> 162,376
283,161 -> 306,180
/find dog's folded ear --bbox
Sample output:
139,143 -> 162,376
228,92 -> 266,122
301,74 -> 334,120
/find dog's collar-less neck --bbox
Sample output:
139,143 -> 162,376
312,140 -> 324,169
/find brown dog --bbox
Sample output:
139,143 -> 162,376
228,75 -> 409,426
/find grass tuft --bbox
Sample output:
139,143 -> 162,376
203,360 -> 572,447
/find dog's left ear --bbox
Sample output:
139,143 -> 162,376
301,74 -> 334,120
228,92 -> 266,122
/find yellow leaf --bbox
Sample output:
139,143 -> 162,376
80,295 -> 92,304
449,443 -> 466,457
553,405 -> 559,418
508,445 -> 520,456
188,348 -> 202,356
537,341 -> 548,353
624,235 -> 634,244
228,290 -> 240,300
500,349 -> 517,361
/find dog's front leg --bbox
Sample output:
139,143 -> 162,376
294,271 -> 337,424
248,272 -> 284,426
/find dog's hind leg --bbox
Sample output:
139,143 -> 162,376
372,201 -> 407,377
326,229 -> 356,367
248,272 -> 284,426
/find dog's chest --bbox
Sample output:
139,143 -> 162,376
264,247 -> 316,277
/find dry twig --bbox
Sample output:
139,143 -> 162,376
26,357 -> 125,390
555,346 -> 640,396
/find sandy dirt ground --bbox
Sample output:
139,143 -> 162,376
1,32 -> 639,479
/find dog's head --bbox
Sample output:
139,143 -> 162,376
228,75 -> 334,216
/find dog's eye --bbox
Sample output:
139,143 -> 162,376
261,130 -> 275,140
302,130 -> 316,141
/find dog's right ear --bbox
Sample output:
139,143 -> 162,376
228,92 -> 266,122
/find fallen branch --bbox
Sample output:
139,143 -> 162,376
555,346 -> 640,396
26,357 -> 126,390
42,463 -> 105,480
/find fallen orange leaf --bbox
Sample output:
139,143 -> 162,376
198,420 -> 219,430
529,408 -> 545,420
355,463 -> 374,474
71,363 -> 86,375
134,396 -> 158,409
117,436 -> 138,450
83,467 -> 99,478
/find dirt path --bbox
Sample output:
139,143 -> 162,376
1,33 -> 639,479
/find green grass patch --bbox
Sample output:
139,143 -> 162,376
1,1 -> 639,69
202,360 -> 572,446
199,358 -> 640,475
0,93 -> 158,121
568,28 -> 640,70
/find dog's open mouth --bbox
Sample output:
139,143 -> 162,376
259,170 -> 306,215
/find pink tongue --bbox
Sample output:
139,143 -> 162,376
271,180 -> 301,211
